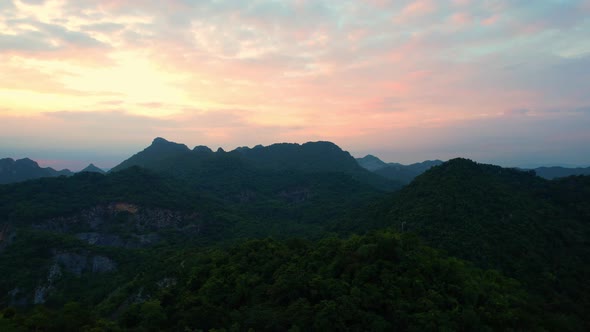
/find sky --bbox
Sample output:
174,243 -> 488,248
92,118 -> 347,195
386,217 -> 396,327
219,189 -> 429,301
1,0 -> 589,170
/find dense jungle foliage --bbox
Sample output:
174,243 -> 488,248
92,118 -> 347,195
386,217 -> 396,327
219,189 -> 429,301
0,141 -> 589,331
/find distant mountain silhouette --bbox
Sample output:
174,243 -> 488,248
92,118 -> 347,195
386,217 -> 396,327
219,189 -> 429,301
532,166 -> 590,179
236,141 -> 362,173
354,154 -> 388,171
80,163 -> 105,174
111,138 -> 400,190
0,157 -> 73,184
356,155 -> 443,184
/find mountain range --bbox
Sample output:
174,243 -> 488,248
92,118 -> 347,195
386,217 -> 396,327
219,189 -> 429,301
0,158 -> 73,185
0,158 -> 106,184
0,139 -> 589,330
2,140 -> 588,186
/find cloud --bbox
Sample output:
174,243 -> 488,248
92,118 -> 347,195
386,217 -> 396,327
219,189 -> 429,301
20,0 -> 47,4
0,0 -> 589,167
401,0 -> 436,17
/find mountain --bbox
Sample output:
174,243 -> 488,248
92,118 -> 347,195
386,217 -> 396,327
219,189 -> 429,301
352,158 -> 590,328
111,138 -> 400,191
533,165 -> 590,179
113,138 -> 360,174
110,137 -> 191,173
236,141 -> 361,173
356,155 -> 443,184
355,154 -> 388,171
79,163 -> 105,174
0,158 -> 73,184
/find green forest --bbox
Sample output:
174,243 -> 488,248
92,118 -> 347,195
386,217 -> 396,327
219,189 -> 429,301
0,142 -> 589,331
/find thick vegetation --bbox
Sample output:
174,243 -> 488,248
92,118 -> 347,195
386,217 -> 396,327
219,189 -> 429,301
345,158 -> 590,330
1,231 -> 537,331
0,151 -> 589,331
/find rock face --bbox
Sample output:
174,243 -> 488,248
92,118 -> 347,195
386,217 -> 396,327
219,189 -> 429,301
32,202 -> 207,248
31,252 -> 117,304
75,233 -> 125,247
55,252 -> 88,276
0,223 -> 15,252
92,255 -> 117,273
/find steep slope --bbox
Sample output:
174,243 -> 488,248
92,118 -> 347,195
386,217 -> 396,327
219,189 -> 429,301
360,158 -> 590,329
0,158 -> 73,184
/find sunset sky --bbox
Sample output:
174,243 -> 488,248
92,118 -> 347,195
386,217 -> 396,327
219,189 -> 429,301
1,0 -> 589,170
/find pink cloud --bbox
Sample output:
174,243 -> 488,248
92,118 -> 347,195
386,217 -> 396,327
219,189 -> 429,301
452,0 -> 471,6
449,12 -> 472,26
400,0 -> 436,17
364,0 -> 392,8
481,15 -> 499,26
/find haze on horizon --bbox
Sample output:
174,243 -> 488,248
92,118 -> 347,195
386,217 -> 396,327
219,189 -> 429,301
1,0 -> 589,171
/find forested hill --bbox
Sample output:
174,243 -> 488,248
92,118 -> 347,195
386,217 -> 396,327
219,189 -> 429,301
350,158 -> 590,329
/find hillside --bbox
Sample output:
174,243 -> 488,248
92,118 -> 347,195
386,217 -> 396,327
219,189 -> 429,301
0,230 -> 537,331
354,158 -> 590,329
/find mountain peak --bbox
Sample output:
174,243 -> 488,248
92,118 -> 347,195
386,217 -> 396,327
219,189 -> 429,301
356,154 -> 388,171
80,163 -> 105,174
193,145 -> 213,153
152,137 -> 169,144
147,137 -> 189,152
110,138 -> 191,172
438,158 -> 480,171
16,157 -> 40,168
